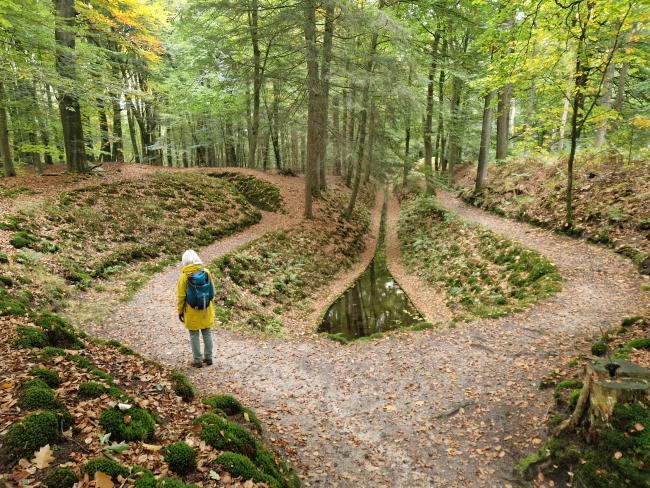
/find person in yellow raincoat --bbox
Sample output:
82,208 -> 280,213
177,249 -> 215,368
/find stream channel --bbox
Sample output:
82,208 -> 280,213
319,196 -> 422,340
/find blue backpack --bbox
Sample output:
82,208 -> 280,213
185,268 -> 215,310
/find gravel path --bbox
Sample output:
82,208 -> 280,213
96,186 -> 650,487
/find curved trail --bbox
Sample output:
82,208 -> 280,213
97,184 -> 649,487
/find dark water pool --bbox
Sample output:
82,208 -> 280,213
318,255 -> 422,340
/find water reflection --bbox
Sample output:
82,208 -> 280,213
318,254 -> 422,340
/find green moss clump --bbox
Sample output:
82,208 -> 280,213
14,326 -> 48,348
99,406 -> 155,442
203,394 -> 244,415
0,289 -> 30,317
194,413 -> 257,458
622,316 -> 644,327
3,411 -> 61,458
410,322 -> 433,331
215,452 -> 278,487
83,458 -> 130,482
591,339 -> 607,356
626,337 -> 650,350
243,407 -> 263,433
10,230 -> 39,249
78,381 -> 109,399
0,252 -> 8,263
22,378 -> 50,390
158,478 -> 199,488
40,346 -> 66,359
169,371 -> 196,402
163,442 -> 197,475
18,386 -> 60,410
45,467 -> 78,488
29,367 -> 60,387
325,332 -> 348,344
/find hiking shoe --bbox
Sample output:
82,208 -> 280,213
192,361 -> 203,368
203,358 -> 213,366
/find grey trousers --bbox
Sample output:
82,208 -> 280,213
189,328 -> 213,363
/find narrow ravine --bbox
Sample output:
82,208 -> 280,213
96,188 -> 649,487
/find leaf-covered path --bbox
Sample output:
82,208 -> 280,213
96,187 -> 649,487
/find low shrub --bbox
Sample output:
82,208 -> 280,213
78,381 -> 109,399
163,442 -> 197,476
2,411 -> 61,458
83,458 -> 130,481
29,367 -> 60,387
44,467 -> 78,488
99,406 -> 156,442
169,371 -> 196,402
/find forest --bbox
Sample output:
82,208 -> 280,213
0,0 -> 649,487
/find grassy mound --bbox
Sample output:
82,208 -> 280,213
455,155 -> 650,274
212,187 -> 373,335
399,194 -> 562,321
209,171 -> 283,212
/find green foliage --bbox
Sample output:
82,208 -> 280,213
0,252 -> 9,264
99,406 -> 156,442
169,371 -> 196,402
622,316 -> 644,327
163,442 -> 197,475
158,478 -> 199,488
399,194 -> 562,321
40,346 -> 66,359
83,458 -> 130,482
9,230 -> 39,249
18,386 -> 60,410
78,381 -> 109,399
203,394 -> 243,415
29,366 -> 60,387
44,467 -> 78,488
591,340 -> 608,356
195,413 -> 256,457
215,452 -> 279,487
410,322 -> 434,331
14,326 -> 48,348
3,411 -> 61,458
325,332 -> 349,344
0,289 -> 30,317
22,378 -> 50,390
208,172 -> 283,212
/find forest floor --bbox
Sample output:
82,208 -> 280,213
91,175 -> 650,487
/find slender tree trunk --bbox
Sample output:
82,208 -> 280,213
475,90 -> 495,192
317,1 -> 335,191
54,0 -> 86,172
0,82 -> 16,177
248,0 -> 261,168
495,84 -> 511,160
271,80 -> 282,169
434,39 -> 447,172
126,104 -> 141,164
112,98 -> 123,161
364,98 -> 376,184
595,55 -> 616,146
332,95 -> 341,176
43,84 -> 54,165
98,100 -> 111,162
346,84 -> 356,187
303,0 -> 320,218
423,31 -> 441,194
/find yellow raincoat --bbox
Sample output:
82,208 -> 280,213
177,264 -> 216,330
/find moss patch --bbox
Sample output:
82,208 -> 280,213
163,442 -> 197,476
2,411 -> 61,459
99,406 -> 156,442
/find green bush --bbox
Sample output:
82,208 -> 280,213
591,340 -> 607,356
169,371 -> 196,402
29,367 -> 60,387
203,394 -> 243,415
163,442 -> 197,476
83,458 -> 130,481
99,406 -> 155,441
78,381 -> 109,399
45,467 -> 78,488
3,411 -> 61,458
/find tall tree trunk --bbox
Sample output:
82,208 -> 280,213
448,75 -> 462,182
54,0 -> 86,172
495,84 -> 511,160
332,95 -> 341,176
317,1 -> 335,192
248,0 -> 261,168
434,38 -> 447,172
126,104 -> 141,164
346,84 -> 356,187
112,98 -> 123,161
98,100 -> 111,162
302,0 -> 320,218
43,84 -> 54,165
475,90 -> 495,192
364,98 -> 376,184
423,30 -> 441,194
271,80 -> 282,169
0,82 -> 16,177
595,60 -> 615,147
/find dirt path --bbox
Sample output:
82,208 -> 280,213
97,187 -> 649,487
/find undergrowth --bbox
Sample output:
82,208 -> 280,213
399,193 -> 562,321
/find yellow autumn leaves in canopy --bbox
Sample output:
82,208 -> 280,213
76,0 -> 166,64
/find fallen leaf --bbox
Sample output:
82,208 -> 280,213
94,471 -> 115,488
614,451 -> 623,460
32,445 -> 55,469
634,423 -> 645,432
243,411 -> 250,422
142,443 -> 162,451
123,415 -> 132,424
